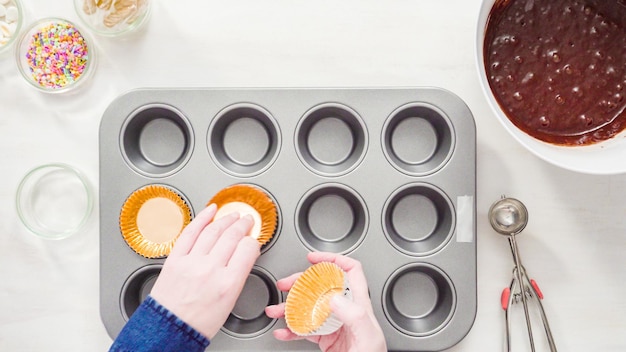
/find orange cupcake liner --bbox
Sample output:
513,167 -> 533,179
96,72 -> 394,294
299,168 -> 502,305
285,262 -> 352,336
207,184 -> 278,245
119,184 -> 192,258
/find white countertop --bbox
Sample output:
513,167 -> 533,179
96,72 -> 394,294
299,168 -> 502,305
1,0 -> 625,351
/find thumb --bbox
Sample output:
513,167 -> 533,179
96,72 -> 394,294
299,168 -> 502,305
330,294 -> 388,352
330,294 -> 370,331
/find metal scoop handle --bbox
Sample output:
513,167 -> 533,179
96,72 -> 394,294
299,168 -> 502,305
502,240 -> 557,352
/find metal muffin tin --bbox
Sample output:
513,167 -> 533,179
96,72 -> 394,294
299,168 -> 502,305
99,88 -> 477,351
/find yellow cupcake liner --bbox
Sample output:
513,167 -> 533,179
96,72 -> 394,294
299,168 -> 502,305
208,184 -> 278,245
119,185 -> 192,258
285,262 -> 352,336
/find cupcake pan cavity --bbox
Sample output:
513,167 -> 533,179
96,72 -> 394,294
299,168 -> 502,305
222,266 -> 281,338
383,183 -> 454,256
120,104 -> 194,177
383,263 -> 456,337
120,264 -> 162,320
99,88 -> 476,351
382,103 -> 455,176
295,103 -> 367,176
295,183 -> 368,254
208,103 -> 281,177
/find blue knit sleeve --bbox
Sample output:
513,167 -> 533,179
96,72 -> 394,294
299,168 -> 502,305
109,295 -> 210,352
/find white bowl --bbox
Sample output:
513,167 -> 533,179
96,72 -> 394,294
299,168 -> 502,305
476,0 -> 626,175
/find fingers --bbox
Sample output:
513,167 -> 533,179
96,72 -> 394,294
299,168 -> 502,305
272,329 -> 321,345
208,214 -> 255,265
264,302 -> 285,319
227,235 -> 260,278
275,272 -> 302,292
272,328 -> 301,341
188,212 -> 241,256
307,251 -> 359,271
169,204 -> 217,257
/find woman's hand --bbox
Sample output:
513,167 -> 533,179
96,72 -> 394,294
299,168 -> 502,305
150,204 -> 261,339
265,252 -> 387,352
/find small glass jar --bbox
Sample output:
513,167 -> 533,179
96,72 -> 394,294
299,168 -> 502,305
16,163 -> 94,239
0,0 -> 24,57
15,17 -> 97,93
74,0 -> 151,37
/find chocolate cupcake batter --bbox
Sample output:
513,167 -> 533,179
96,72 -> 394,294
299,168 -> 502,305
484,0 -> 626,145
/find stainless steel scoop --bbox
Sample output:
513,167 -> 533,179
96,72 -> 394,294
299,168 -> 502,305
489,196 -> 557,352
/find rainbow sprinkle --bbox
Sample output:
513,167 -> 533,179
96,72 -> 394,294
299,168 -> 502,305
25,21 -> 89,89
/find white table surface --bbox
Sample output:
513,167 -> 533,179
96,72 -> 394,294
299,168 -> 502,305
1,0 -> 625,351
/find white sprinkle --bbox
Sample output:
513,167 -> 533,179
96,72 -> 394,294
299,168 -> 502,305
0,21 -> 10,37
5,5 -> 17,23
0,5 -> 7,17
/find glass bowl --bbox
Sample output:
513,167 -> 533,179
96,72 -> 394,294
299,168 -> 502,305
16,163 -> 94,239
0,0 -> 24,57
15,17 -> 96,93
74,0 -> 151,37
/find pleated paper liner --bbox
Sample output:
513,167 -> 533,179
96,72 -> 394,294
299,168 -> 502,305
119,185 -> 192,258
208,184 -> 278,245
285,262 -> 352,336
